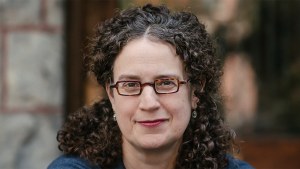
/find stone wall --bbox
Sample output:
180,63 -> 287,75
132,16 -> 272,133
0,0 -> 65,169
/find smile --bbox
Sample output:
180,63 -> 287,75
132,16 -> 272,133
137,119 -> 168,127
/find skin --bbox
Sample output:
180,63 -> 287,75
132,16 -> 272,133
106,37 -> 198,169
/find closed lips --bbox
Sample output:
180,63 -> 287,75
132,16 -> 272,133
137,119 -> 168,127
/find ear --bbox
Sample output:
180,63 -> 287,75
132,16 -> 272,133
191,88 -> 199,109
106,83 -> 116,111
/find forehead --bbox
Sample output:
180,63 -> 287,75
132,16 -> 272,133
112,38 -> 185,80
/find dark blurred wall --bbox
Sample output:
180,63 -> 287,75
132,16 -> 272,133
246,0 -> 300,135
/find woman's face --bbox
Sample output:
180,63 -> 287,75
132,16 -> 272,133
107,37 -> 197,151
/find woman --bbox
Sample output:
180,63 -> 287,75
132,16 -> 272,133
48,4 -> 253,169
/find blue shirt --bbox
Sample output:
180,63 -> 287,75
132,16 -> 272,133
48,155 -> 254,169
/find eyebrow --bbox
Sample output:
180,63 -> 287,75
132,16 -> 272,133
116,74 -> 182,81
155,74 -> 181,79
117,74 -> 141,81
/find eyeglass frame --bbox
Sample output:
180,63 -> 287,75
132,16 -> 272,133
109,77 -> 188,96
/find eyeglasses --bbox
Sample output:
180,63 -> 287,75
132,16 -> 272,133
110,77 -> 187,96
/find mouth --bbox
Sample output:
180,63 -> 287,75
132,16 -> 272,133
137,119 -> 168,127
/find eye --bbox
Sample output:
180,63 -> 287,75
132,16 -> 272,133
156,78 -> 177,88
161,80 -> 174,86
121,81 -> 140,89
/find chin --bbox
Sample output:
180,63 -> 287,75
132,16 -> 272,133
137,136 -> 179,151
139,139 -> 165,149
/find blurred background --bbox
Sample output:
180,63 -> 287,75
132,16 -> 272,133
0,0 -> 299,168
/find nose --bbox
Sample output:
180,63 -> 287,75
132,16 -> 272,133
138,85 -> 160,111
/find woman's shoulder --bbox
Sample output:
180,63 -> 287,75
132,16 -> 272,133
226,155 -> 254,169
47,155 -> 100,169
48,154 -> 252,169
47,155 -> 125,169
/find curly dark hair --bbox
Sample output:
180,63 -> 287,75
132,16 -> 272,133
57,4 -> 235,169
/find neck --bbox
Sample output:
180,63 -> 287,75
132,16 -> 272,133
122,140 -> 181,169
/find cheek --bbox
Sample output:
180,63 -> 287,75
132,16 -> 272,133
114,98 -> 138,121
171,101 -> 191,137
178,104 -> 191,124
114,99 -> 135,133
179,94 -> 192,121
168,96 -> 192,123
